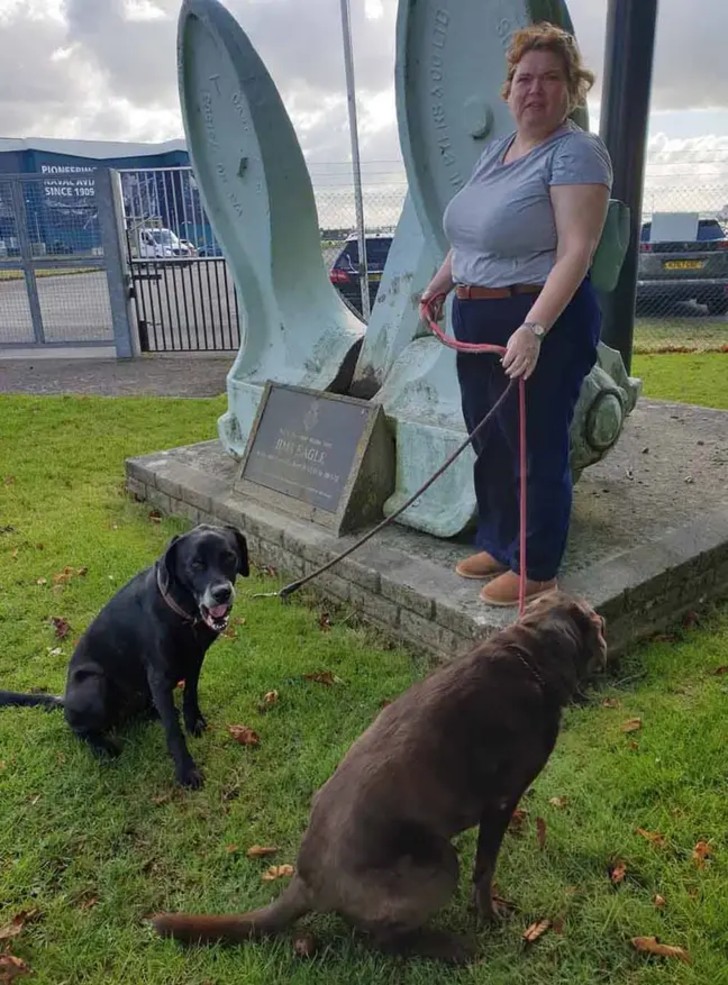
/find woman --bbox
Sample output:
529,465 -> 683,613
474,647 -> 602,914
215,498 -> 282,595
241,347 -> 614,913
421,22 -> 613,607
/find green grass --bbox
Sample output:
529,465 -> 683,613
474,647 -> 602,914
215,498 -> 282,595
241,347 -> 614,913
633,316 -> 727,354
632,352 -> 728,409
1,389 -> 727,985
0,267 -> 97,281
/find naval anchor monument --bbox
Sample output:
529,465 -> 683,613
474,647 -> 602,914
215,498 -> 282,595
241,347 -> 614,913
126,0 -> 728,656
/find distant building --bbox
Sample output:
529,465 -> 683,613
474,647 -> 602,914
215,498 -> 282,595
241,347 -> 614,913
0,137 -> 196,254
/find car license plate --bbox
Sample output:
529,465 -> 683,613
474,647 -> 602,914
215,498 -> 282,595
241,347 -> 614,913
663,259 -> 705,270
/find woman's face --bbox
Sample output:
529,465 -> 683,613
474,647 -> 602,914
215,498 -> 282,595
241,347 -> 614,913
507,49 -> 570,135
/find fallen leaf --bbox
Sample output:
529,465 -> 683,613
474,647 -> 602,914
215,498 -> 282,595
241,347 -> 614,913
3,475 -> 16,486
246,845 -> 279,859
552,916 -> 565,935
692,841 -> 712,868
653,894 -> 666,909
260,690 -> 279,710
221,628 -> 238,640
303,670 -> 343,686
228,724 -> 260,747
77,896 -> 98,911
76,566 -> 88,576
35,577 -> 47,586
262,564 -> 278,578
602,697 -> 620,708
711,666 -> 728,676
631,936 -> 691,964
609,860 -> 627,884
148,510 -> 162,524
681,611 -> 699,628
225,844 -> 238,854
151,793 -> 171,806
636,828 -> 667,848
10,549 -> 18,560
0,951 -> 30,982
261,864 -> 294,882
628,740 -> 640,751
549,796 -> 568,809
535,817 -> 547,850
621,718 -> 642,733
292,933 -> 317,958
233,616 -> 246,627
318,612 -> 332,631
522,919 -> 550,944
0,911 -> 38,941
52,566 -> 76,586
51,617 -> 71,639
509,808 -> 528,835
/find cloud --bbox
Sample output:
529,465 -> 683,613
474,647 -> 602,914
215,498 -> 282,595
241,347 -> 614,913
0,0 -> 725,181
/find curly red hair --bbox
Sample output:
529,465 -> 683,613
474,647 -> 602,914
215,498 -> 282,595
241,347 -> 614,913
501,22 -> 595,113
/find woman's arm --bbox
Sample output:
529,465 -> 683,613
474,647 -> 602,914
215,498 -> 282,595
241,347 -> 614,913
501,182 -> 609,380
524,182 -> 610,331
420,249 -> 455,319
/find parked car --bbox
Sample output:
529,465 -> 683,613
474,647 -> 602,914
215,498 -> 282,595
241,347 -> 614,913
137,227 -> 196,261
329,233 -> 393,315
637,217 -> 728,315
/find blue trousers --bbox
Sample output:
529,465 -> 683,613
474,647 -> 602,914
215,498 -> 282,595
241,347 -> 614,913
452,279 -> 601,581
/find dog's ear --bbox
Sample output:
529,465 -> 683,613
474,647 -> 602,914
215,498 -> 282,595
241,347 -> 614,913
162,533 -> 182,578
225,526 -> 249,577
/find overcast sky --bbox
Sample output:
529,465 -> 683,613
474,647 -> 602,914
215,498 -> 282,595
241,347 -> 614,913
1,0 -> 727,179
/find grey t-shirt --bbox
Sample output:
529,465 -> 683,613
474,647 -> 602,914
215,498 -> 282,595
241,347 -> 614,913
442,120 -> 613,288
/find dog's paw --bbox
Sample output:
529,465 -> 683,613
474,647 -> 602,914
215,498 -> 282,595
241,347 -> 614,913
184,713 -> 208,738
89,738 -> 122,759
177,764 -> 204,789
472,885 -> 514,927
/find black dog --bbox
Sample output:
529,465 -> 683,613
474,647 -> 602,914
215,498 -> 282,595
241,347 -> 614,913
0,523 -> 248,788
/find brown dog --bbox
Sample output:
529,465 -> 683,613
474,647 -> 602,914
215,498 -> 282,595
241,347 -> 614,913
152,590 -> 607,963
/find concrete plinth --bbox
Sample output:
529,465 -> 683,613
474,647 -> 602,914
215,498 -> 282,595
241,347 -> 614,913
125,400 -> 728,659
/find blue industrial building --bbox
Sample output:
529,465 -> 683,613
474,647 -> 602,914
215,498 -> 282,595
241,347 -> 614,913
0,137 -> 203,255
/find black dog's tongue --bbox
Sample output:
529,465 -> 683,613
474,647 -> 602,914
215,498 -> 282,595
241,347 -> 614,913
208,604 -> 228,619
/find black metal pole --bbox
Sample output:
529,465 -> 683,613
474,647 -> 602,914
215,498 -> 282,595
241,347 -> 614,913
598,0 -> 659,373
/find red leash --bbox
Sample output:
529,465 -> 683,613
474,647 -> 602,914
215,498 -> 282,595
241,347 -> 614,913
419,295 -> 528,616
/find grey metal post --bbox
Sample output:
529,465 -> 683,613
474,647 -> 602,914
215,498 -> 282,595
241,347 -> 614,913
339,0 -> 370,320
97,167 -> 137,358
10,180 -> 45,344
598,0 -> 659,373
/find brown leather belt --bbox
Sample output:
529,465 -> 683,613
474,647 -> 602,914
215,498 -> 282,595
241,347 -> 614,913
455,283 -> 542,300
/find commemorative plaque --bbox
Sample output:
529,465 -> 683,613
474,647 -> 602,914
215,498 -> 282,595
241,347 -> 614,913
234,383 -> 395,534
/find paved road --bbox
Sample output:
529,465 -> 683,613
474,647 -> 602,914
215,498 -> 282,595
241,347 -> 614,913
0,270 -> 113,345
0,354 -> 230,397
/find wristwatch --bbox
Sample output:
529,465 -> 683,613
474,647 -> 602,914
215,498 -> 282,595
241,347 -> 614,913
523,321 -> 547,340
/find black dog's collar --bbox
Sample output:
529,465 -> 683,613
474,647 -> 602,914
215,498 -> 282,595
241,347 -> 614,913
155,562 -> 199,626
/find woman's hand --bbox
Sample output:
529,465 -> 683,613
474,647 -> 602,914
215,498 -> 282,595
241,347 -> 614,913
420,288 -> 447,322
501,324 -> 542,380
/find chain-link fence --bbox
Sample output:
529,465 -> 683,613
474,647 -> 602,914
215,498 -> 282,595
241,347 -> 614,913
6,162 -> 725,355
0,173 -> 113,346
315,176 -> 728,354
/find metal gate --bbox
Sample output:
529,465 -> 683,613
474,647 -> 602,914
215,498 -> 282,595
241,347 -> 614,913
0,170 -> 133,355
119,167 -> 241,352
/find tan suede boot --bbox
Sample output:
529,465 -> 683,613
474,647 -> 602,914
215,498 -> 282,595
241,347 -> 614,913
454,551 -> 508,580
479,570 -> 557,607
